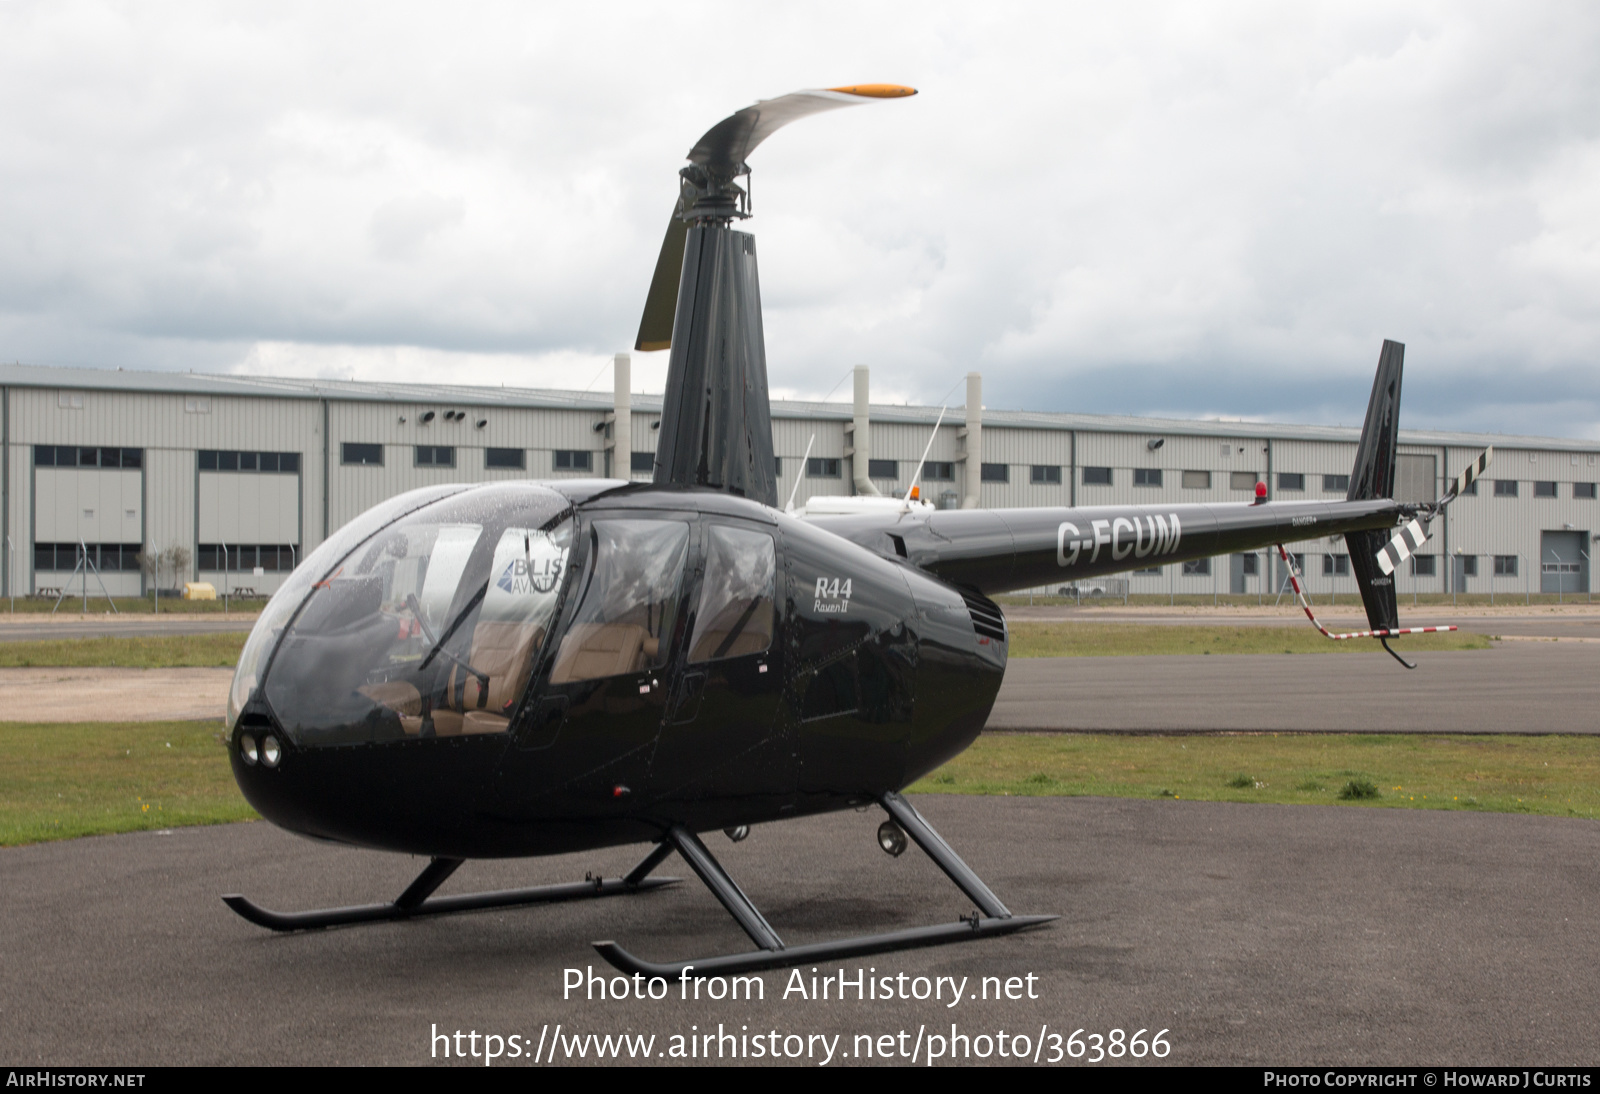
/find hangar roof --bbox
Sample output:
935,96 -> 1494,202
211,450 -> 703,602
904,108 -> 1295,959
0,362 -> 1592,453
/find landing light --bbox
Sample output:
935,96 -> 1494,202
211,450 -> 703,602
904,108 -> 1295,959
239,735 -> 258,765
724,826 -> 749,843
261,735 -> 281,768
877,820 -> 907,857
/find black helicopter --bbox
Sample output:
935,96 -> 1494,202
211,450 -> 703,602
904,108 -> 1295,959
223,86 -> 1484,977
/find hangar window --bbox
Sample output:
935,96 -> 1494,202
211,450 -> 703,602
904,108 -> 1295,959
1534,481 -> 1557,498
1279,473 -> 1305,491
1229,471 -> 1259,491
922,461 -> 954,481
631,452 -> 655,474
1322,554 -> 1350,576
982,463 -> 1010,483
773,457 -> 781,477
485,448 -> 525,470
1133,565 -> 1162,576
1081,466 -> 1111,486
342,443 -> 384,466
199,450 -> 299,473
1134,468 -> 1162,487
1182,558 -> 1210,576
1181,470 -> 1210,489
1410,555 -> 1437,577
34,543 -> 143,572
1323,474 -> 1350,492
1493,480 -> 1518,497
1239,553 -> 1259,575
1577,483 -> 1598,499
198,544 -> 301,572
806,457 -> 841,478
553,450 -> 592,472
415,445 -> 456,468
35,446 -> 143,469
1494,555 -> 1518,576
1030,465 -> 1062,485
1459,556 -> 1478,576
869,459 -> 898,480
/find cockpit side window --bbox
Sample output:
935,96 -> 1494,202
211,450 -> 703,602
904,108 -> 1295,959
548,519 -> 689,684
688,525 -> 776,663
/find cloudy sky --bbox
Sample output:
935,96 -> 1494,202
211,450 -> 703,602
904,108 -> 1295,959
2,2 -> 1597,438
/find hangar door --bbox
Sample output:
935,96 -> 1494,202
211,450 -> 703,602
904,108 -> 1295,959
1540,530 -> 1588,594
32,446 -> 144,596
197,450 -> 303,594
1395,454 -> 1436,504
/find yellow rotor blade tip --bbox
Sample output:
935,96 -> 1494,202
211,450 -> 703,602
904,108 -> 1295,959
828,84 -> 917,98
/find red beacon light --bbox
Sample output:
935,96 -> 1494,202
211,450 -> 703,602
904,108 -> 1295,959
1254,481 -> 1268,505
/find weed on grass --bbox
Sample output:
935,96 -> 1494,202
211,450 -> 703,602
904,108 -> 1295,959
1338,778 -> 1381,800
906,732 -> 1600,819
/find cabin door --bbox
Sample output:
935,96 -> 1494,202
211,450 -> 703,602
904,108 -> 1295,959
649,518 -> 788,807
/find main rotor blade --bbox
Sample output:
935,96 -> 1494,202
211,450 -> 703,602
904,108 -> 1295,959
637,84 -> 916,353
688,85 -> 916,175
635,210 -> 688,352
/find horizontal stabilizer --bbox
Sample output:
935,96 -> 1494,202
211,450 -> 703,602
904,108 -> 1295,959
1375,518 -> 1430,576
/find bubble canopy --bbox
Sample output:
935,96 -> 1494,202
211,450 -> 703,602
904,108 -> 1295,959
231,483 -> 576,747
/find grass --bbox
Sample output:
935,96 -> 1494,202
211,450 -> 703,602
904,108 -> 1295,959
3,721 -> 1597,847
0,720 -> 257,846
906,732 -> 1600,819
0,633 -> 249,668
0,596 -> 267,615
1007,622 -> 1492,658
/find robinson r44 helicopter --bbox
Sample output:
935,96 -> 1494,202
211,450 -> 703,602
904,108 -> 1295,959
223,86 -> 1488,976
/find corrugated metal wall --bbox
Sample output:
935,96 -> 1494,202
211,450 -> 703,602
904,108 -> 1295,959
4,377 -> 1596,597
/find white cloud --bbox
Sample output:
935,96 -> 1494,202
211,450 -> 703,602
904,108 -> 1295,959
0,1 -> 1596,437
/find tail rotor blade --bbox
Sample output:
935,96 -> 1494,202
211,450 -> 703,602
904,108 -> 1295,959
1375,518 -> 1430,576
635,212 -> 689,352
1443,445 -> 1493,503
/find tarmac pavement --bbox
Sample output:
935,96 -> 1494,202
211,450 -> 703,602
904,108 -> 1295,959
3,796 -> 1597,1066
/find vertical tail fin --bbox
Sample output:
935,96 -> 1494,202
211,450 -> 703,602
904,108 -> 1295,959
1344,340 -> 1405,633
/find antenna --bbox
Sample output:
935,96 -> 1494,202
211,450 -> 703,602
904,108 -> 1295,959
785,434 -> 816,513
903,406 -> 948,505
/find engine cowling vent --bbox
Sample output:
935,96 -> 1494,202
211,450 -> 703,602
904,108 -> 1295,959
960,588 -> 1006,643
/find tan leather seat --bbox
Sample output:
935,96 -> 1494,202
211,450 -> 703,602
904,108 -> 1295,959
549,622 -> 653,683
447,622 -> 544,713
377,622 -> 544,736
462,711 -> 510,734
689,596 -> 773,662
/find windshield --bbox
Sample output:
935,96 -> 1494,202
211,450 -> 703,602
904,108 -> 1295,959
258,483 -> 574,746
227,484 -> 472,729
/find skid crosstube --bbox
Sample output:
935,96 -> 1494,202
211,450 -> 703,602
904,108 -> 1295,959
222,848 -> 680,933
593,792 -> 1056,977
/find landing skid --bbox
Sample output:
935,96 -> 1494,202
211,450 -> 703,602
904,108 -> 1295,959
594,792 -> 1057,978
222,844 -> 681,932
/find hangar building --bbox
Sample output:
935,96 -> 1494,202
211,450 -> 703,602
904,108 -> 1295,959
3,359 -> 1594,600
